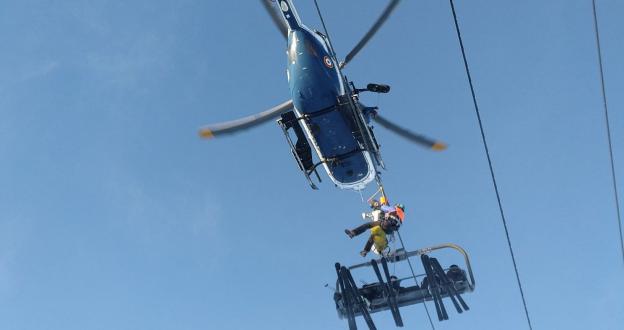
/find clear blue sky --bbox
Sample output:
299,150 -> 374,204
1,1 -> 623,329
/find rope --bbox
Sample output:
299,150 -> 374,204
367,187 -> 384,204
312,0 -> 339,63
377,177 -> 434,328
448,1 -> 533,328
591,0 -> 624,264
396,231 -> 436,330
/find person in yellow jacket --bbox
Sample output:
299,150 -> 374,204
345,200 -> 405,257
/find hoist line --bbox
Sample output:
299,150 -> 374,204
591,0 -> 624,264
396,230 -> 436,330
448,1 -> 533,329
376,179 -> 434,329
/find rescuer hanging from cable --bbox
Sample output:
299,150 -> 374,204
345,196 -> 405,257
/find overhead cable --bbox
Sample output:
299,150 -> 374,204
591,0 -> 624,264
448,1 -> 533,328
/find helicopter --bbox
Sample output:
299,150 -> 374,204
199,0 -> 446,190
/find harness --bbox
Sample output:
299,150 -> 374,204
382,213 -> 401,233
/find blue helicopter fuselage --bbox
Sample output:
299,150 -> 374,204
279,0 -> 375,190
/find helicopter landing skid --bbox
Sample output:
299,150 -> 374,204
338,87 -> 385,170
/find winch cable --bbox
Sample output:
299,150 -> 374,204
591,0 -> 624,264
378,185 -> 435,330
397,230 -> 436,330
448,1 -> 533,329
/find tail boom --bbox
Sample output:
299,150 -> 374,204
277,0 -> 302,30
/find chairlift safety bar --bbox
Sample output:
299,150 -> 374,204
348,243 -> 475,292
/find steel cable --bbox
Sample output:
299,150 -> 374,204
396,231 -> 436,330
448,0 -> 533,328
591,0 -> 624,265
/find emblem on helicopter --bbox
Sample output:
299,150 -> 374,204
280,1 -> 289,12
323,55 -> 333,68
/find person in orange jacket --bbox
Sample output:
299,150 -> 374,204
345,200 -> 405,257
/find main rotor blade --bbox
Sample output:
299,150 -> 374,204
199,99 -> 293,139
260,0 -> 288,39
373,114 -> 447,151
341,0 -> 401,68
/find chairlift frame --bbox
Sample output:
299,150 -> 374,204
333,243 -> 475,329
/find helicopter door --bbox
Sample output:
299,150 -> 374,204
278,111 -> 321,189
